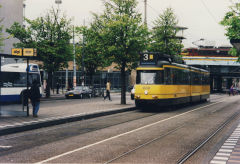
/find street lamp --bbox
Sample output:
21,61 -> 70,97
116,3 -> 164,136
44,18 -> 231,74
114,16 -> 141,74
55,0 -> 62,9
73,26 -> 77,87
54,0 -> 68,91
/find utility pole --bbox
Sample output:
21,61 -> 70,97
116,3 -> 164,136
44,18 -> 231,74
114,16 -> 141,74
144,0 -> 147,26
73,25 -> 76,87
81,19 -> 85,86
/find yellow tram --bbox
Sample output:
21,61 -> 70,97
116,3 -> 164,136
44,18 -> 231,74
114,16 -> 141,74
134,53 -> 210,108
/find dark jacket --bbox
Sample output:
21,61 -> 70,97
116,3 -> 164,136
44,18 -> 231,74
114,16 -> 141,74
30,84 -> 41,102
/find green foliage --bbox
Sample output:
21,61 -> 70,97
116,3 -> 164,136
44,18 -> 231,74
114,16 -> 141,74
221,3 -> 240,57
94,0 -> 149,104
6,8 -> 73,72
220,3 -> 240,39
150,8 -> 183,56
7,8 -> 73,97
100,0 -> 149,70
75,20 -> 111,78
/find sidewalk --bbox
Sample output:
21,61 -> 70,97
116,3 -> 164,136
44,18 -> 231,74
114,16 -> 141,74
0,92 -> 135,136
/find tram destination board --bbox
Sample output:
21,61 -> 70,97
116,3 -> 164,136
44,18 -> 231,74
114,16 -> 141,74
140,53 -> 157,65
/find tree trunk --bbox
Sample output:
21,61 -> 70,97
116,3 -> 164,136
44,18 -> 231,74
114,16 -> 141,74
120,62 -> 126,104
46,71 -> 52,98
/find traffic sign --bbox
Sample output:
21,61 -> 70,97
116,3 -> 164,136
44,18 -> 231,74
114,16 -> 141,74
23,48 -> 37,56
11,48 -> 22,56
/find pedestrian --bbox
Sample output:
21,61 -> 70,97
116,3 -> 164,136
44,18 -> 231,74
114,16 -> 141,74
230,84 -> 234,96
104,80 -> 112,101
56,82 -> 60,94
29,80 -> 41,117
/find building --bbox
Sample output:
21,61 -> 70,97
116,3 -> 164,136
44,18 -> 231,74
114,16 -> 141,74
0,0 -> 23,64
182,46 -> 240,92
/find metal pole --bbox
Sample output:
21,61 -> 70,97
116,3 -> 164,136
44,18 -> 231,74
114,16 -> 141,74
82,20 -> 85,86
144,0 -> 147,26
26,58 -> 29,116
0,56 -> 1,116
73,25 -> 77,87
66,68 -> 68,90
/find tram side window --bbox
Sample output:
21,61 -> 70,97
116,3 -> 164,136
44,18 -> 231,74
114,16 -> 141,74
206,74 -> 210,85
183,70 -> 190,85
164,68 -> 172,84
191,72 -> 197,85
179,69 -> 189,85
172,69 -> 188,85
191,72 -> 202,85
172,69 -> 177,84
202,74 -> 210,85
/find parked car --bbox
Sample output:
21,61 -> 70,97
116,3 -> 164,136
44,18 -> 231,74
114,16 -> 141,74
65,86 -> 92,99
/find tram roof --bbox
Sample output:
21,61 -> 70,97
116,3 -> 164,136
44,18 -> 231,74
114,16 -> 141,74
137,62 -> 208,73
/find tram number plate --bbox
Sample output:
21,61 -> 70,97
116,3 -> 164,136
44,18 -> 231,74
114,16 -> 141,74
140,53 -> 156,65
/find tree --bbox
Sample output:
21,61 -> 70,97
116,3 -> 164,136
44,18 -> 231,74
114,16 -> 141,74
220,3 -> 240,58
96,0 -> 149,104
75,18 -> 111,86
6,8 -> 73,97
150,8 -> 183,57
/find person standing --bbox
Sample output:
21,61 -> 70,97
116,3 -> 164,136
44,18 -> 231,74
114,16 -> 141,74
56,82 -> 60,94
104,80 -> 112,101
30,80 -> 41,117
230,84 -> 234,96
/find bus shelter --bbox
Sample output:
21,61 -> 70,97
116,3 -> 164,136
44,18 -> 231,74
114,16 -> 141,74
0,52 -> 38,116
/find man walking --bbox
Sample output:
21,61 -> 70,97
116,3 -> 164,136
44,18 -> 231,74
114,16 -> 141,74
30,80 -> 41,117
104,80 -> 112,101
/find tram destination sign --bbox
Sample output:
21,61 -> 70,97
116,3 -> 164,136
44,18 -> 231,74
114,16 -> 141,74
11,48 -> 22,56
140,53 -> 157,65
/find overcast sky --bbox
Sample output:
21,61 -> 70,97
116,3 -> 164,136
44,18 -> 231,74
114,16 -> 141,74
24,0 -> 233,48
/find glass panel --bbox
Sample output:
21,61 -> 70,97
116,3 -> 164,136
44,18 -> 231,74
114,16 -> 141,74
136,70 -> 163,84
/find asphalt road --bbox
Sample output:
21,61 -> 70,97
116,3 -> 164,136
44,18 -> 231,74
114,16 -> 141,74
0,94 -> 239,163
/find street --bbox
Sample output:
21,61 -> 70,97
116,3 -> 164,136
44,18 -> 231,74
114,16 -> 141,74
0,94 -> 239,163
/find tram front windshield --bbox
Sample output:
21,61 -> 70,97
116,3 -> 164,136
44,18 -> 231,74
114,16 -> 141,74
136,70 -> 163,84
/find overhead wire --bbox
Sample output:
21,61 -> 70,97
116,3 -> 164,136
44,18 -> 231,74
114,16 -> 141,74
199,0 -> 219,24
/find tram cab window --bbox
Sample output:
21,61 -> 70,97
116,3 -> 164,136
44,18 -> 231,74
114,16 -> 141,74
136,70 -> 163,84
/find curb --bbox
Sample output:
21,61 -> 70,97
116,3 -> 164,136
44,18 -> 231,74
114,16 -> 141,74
0,106 -> 136,136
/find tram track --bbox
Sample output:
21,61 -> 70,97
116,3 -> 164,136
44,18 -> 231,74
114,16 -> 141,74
102,99 -> 234,164
177,111 -> 240,164
0,110 -> 159,157
34,99 -> 227,164
1,96 -> 236,163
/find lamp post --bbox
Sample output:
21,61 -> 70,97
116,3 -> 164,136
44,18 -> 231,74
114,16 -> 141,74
55,0 -> 62,10
54,0 -> 68,91
73,25 -> 77,87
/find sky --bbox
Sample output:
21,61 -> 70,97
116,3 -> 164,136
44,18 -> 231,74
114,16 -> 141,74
24,0 -> 234,48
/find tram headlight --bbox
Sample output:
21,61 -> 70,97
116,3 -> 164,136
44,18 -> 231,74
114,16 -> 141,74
144,90 -> 148,95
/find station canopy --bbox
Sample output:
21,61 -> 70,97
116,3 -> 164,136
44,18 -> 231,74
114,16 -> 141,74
182,56 -> 240,66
